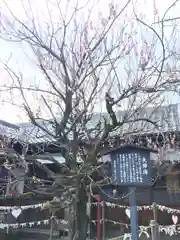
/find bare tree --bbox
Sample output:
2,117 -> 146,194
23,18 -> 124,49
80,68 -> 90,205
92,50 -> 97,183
0,0 -> 180,239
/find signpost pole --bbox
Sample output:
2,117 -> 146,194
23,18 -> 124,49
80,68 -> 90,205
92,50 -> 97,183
129,187 -> 138,240
108,145 -> 155,240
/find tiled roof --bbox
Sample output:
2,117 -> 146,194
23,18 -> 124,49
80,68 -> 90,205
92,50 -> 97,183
0,120 -> 20,140
1,104 -> 180,144
111,103 -> 180,135
18,104 -> 180,144
16,122 -> 56,143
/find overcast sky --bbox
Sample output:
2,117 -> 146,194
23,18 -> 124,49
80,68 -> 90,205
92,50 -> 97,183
0,0 -> 179,123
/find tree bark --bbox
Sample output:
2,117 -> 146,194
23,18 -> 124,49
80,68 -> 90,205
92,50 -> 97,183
70,177 -> 89,240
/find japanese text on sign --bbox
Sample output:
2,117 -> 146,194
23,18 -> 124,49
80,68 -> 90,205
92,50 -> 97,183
112,152 -> 151,186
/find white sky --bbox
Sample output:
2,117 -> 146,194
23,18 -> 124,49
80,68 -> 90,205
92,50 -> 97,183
0,0 -> 179,123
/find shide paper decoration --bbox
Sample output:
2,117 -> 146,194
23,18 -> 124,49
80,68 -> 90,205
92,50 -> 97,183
92,201 -> 180,236
0,212 -> 179,236
0,199 -> 180,236
0,201 -> 49,212
92,219 -> 180,237
5,200 -> 180,214
92,201 -> 180,214
0,219 -> 68,230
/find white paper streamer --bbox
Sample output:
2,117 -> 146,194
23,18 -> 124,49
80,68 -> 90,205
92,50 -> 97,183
0,202 -> 49,211
0,219 -> 68,229
91,201 -> 180,214
92,219 -> 180,237
159,225 -> 177,236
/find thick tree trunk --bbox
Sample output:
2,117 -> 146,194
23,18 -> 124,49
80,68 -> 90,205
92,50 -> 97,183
69,177 -> 89,240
